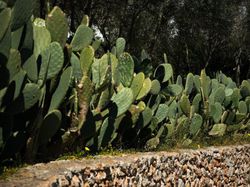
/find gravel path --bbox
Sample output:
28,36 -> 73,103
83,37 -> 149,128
0,144 -> 249,187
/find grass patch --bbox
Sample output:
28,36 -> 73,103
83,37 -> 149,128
0,163 -> 28,180
1,133 -> 249,180
157,133 -> 250,151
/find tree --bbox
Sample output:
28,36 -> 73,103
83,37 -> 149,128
34,0 -> 250,80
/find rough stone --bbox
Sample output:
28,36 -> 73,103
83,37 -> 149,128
0,144 -> 249,187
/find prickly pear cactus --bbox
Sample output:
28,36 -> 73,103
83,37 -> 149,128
238,101 -> 248,114
190,113 -> 203,135
208,123 -> 227,137
33,18 -> 51,58
140,107 -> 153,128
111,87 -> 133,116
163,84 -> 183,97
200,69 -> 209,101
155,104 -> 168,123
22,83 -> 41,111
22,54 -> 38,82
209,102 -> 223,123
49,66 -> 73,111
71,25 -> 93,51
176,75 -> 183,87
0,8 -> 11,40
97,88 -> 113,111
38,110 -> 62,145
136,78 -> 151,100
214,87 -> 225,104
150,79 -> 161,95
180,95 -> 191,117
13,70 -> 27,100
240,80 -> 250,98
184,73 -> 194,95
192,93 -> 202,113
46,6 -> 68,47
154,63 -> 173,83
115,52 -> 134,87
193,75 -> 201,92
10,0 -> 34,31
6,49 -> 21,81
80,46 -> 94,76
39,42 -> 64,81
70,53 -> 83,82
6,83 -> 41,114
231,88 -> 240,108
130,72 -> 145,99
116,37 -> 126,57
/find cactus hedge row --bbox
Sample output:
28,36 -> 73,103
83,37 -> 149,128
0,3 -> 249,164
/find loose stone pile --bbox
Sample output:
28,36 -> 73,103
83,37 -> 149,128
1,144 -> 249,187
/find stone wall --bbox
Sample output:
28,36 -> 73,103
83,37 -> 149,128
1,144 -> 249,187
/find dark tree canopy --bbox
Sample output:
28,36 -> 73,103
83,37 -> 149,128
35,0 -> 250,81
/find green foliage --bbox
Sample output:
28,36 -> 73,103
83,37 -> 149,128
116,52 -> 134,87
71,25 -> 93,51
6,49 -> 21,81
238,101 -> 248,114
38,110 -> 62,145
0,23 -> 11,60
163,84 -> 183,97
0,5 -> 249,164
48,66 -> 72,111
200,69 -> 210,101
70,53 -> 83,81
46,6 -> 68,47
0,8 -> 11,40
155,104 -> 168,123
209,102 -> 223,123
214,87 -> 225,104
6,83 -> 41,114
116,37 -> 126,57
33,18 -> 51,58
39,42 -> 64,80
150,79 -> 161,95
80,46 -> 94,76
154,63 -> 173,83
240,80 -> 250,98
184,73 -> 194,95
136,78 -> 151,100
179,95 -> 191,116
190,114 -> 203,135
111,87 -> 133,116
130,72 -> 145,99
192,94 -> 201,113
209,123 -> 227,137
10,0 -> 33,31
22,55 -> 38,82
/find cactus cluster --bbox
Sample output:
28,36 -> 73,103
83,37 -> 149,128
0,3 -> 249,164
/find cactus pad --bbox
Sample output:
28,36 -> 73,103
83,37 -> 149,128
38,110 -> 62,145
116,52 -> 134,87
208,123 -> 227,137
190,113 -> 203,135
46,6 -> 68,47
10,0 -> 33,31
136,78 -> 151,100
71,25 -> 93,51
111,87 -> 133,116
131,72 -> 145,99
0,8 -> 11,40
154,63 -> 173,83
39,42 -> 64,80
116,37 -> 126,57
80,46 -> 94,76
